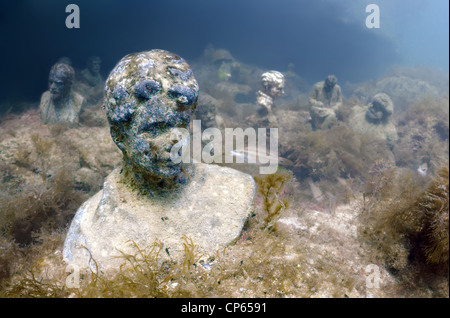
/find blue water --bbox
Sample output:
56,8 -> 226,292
0,0 -> 448,107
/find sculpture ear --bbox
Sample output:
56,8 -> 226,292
114,140 -> 126,152
383,108 -> 393,118
110,127 -> 126,152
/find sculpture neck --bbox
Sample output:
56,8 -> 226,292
121,156 -> 194,196
51,91 -> 71,109
89,69 -> 99,77
365,111 -> 388,125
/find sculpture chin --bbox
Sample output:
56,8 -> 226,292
365,109 -> 383,124
130,156 -> 183,180
50,90 -> 64,98
49,89 -> 70,101
157,165 -> 183,178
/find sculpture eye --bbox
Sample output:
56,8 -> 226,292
113,86 -> 128,101
141,122 -> 161,137
169,85 -> 198,107
134,80 -> 161,100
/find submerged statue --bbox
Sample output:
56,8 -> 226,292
248,70 -> 285,127
80,56 -> 103,87
309,75 -> 343,130
76,56 -> 104,105
56,56 -> 73,67
63,50 -> 255,270
39,63 -> 84,125
347,93 -> 398,147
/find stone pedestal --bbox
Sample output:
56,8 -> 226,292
63,163 -> 255,270
39,91 -> 84,125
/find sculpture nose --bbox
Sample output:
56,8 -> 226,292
49,83 -> 60,93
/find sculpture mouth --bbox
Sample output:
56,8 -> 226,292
160,160 -> 177,167
50,88 -> 62,95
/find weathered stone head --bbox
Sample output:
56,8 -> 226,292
366,93 -> 394,124
324,75 -> 337,89
48,63 -> 75,100
56,56 -> 73,66
261,71 -> 285,99
104,50 -> 199,192
211,48 -> 233,66
87,56 -> 102,74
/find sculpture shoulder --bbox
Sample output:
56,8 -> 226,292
77,188 -> 104,215
195,163 -> 256,196
350,104 -> 365,115
39,91 -> 51,109
94,165 -> 255,212
65,188 -> 104,235
384,121 -> 398,139
72,91 -> 85,109
199,163 -> 254,183
39,91 -> 51,122
312,81 -> 324,90
347,105 -> 366,127
309,82 -> 324,100
80,68 -> 90,78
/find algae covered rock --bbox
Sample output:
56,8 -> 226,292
0,109 -> 121,246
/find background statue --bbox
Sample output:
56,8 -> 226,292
347,93 -> 398,148
76,56 -> 104,105
56,56 -> 73,67
248,70 -> 285,127
39,63 -> 84,125
80,56 -> 103,87
309,75 -> 342,130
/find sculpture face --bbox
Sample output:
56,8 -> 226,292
261,71 -> 285,99
366,93 -> 394,124
57,56 -> 72,66
49,75 -> 69,97
325,75 -> 337,89
87,56 -> 102,74
267,81 -> 285,98
366,101 -> 385,122
48,63 -> 74,99
104,50 -> 199,179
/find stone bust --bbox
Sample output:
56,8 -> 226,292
252,70 -> 285,126
39,63 -> 84,125
309,75 -> 343,108
348,93 -> 398,147
308,75 -> 343,130
63,50 -> 255,270
80,56 -> 103,87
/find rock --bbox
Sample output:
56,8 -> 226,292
350,75 -> 440,112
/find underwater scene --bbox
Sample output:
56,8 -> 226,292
0,0 -> 448,300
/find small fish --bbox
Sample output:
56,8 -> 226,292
336,176 -> 348,188
229,146 -> 294,166
307,178 -> 336,214
336,176 -> 357,198
325,191 -> 337,215
307,178 -> 325,202
201,263 -> 211,270
417,163 -> 428,177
